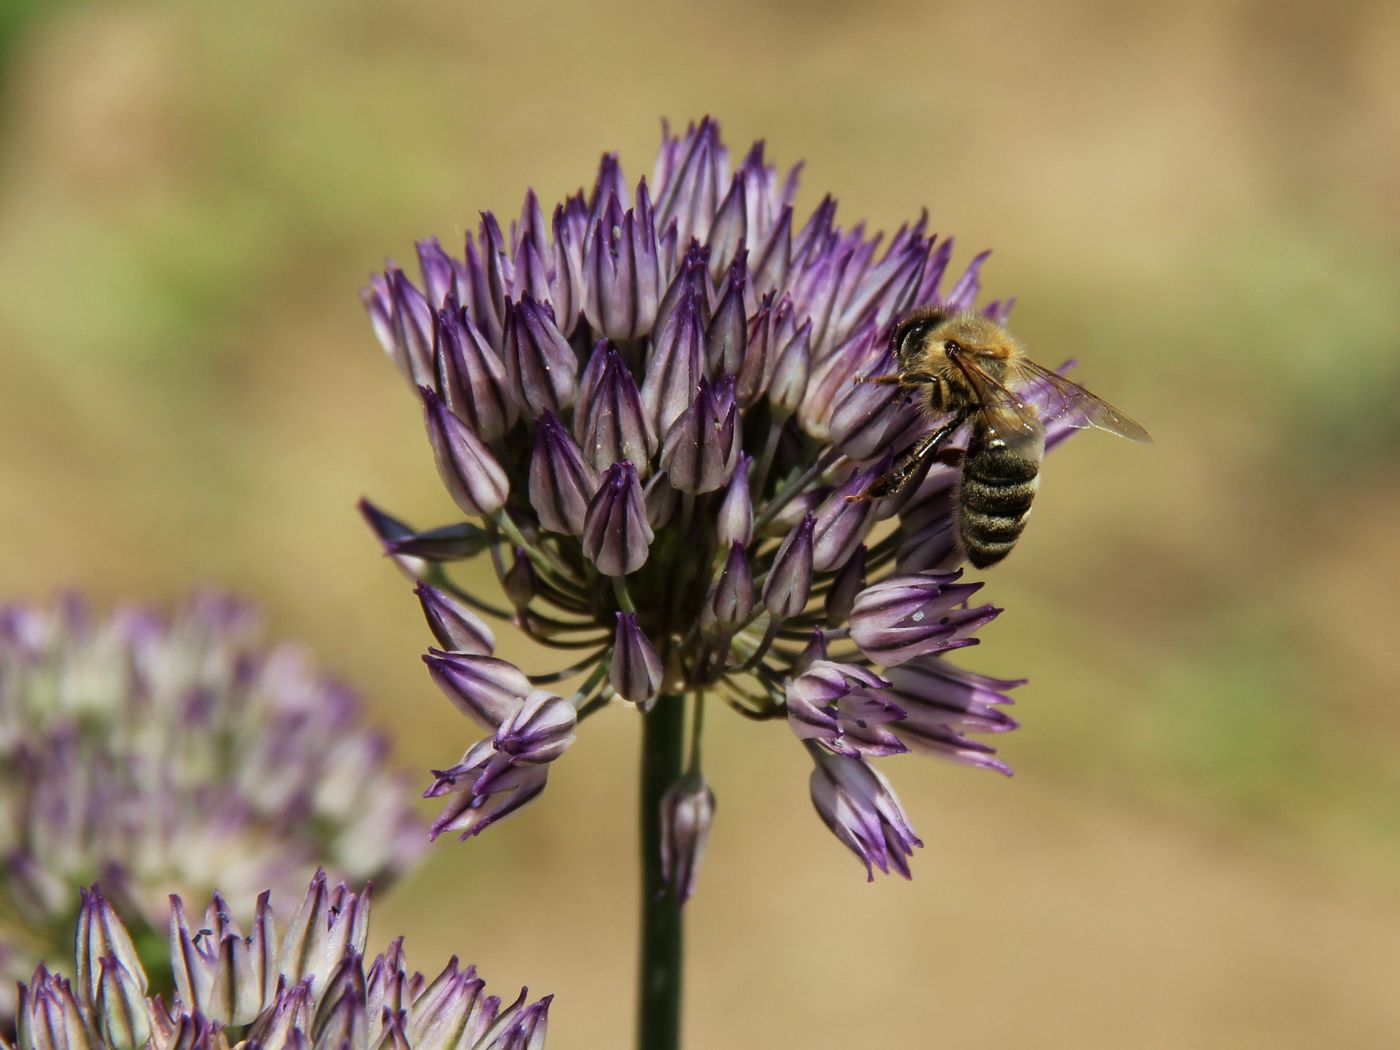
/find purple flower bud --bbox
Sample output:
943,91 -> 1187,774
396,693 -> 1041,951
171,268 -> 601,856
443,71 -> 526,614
385,521 -> 493,563
576,344 -> 656,474
829,349 -> 913,461
503,546 -> 536,607
583,181 -> 661,340
799,320 -> 878,439
850,572 -> 995,666
705,259 -> 748,376
415,583 -> 495,656
660,774 -> 716,904
809,750 -> 922,880
653,241 -> 712,344
752,203 -> 793,295
762,513 -> 815,620
95,951 -> 152,1048
707,175 -> 748,280
503,294 -> 578,417
76,886 -> 147,1007
644,471 -> 678,530
714,454 -> 753,547
640,290 -> 705,438
357,499 -> 429,580
416,237 -> 458,307
766,312 -> 812,417
826,544 -> 867,626
611,613 -> 663,705
425,739 -> 550,842
529,411 -> 599,536
786,660 -> 905,758
582,462 -> 653,576
810,466 -> 880,573
494,690 -> 577,764
420,387 -> 509,518
388,269 -> 436,387
435,307 -> 515,444
423,651 -> 531,730
660,377 -> 741,494
654,118 -> 725,247
735,293 -> 776,408
708,543 -> 755,626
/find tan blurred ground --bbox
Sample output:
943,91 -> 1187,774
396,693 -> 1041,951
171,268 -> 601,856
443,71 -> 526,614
2,0 -> 1399,1046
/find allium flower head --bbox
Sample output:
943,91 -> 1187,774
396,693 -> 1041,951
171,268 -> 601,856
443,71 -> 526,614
362,118 -> 1032,887
0,595 -> 425,1014
4,871 -> 549,1050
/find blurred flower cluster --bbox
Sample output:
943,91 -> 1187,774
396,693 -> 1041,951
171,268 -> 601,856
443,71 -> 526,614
0,595 -> 425,1014
4,870 -> 549,1050
362,118 -> 1027,889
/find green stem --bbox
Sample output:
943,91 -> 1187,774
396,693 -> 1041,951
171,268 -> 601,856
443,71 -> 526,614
638,694 -> 686,1050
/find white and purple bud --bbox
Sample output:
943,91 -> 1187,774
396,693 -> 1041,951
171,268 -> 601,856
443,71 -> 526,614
576,344 -> 656,474
640,289 -> 705,437
715,453 -> 753,547
809,750 -> 923,880
611,613 -> 663,706
503,294 -> 578,417
358,498 -> 429,580
660,774 -> 717,905
705,259 -> 748,376
529,412 -> 600,536
423,651 -> 531,730
708,543 -> 755,627
583,181 -> 661,341
582,462 -> 653,576
659,376 -> 742,494
420,386 -> 510,518
826,544 -> 867,626
415,583 -> 495,656
810,466 -> 881,572
435,306 -> 515,444
762,513 -> 815,620
766,308 -> 811,419
850,571 -> 997,666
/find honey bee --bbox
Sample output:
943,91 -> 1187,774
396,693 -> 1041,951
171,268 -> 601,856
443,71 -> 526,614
854,305 -> 1150,568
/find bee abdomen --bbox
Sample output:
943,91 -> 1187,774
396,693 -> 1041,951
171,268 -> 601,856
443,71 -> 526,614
958,441 -> 1041,568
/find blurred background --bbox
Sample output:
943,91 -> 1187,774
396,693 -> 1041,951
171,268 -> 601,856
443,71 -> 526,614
2,0 -> 1398,1045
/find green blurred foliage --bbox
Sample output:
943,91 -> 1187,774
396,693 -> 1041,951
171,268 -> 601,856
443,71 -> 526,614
1,0 -> 1398,1045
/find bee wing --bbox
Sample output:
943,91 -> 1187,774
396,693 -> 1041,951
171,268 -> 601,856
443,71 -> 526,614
945,353 -> 1046,454
1006,358 -> 1152,443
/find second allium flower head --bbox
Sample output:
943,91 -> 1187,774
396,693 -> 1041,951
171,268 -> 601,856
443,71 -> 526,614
362,118 -> 1025,888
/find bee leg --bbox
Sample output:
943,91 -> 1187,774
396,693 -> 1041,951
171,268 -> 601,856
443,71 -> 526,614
854,371 -> 941,387
847,415 -> 963,502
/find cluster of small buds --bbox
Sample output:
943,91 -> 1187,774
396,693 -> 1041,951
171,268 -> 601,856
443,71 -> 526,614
0,595 -> 425,1014
362,118 -> 1029,887
3,871 -> 549,1050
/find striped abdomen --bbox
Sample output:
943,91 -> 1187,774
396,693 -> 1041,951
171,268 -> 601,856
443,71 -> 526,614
957,423 -> 1044,568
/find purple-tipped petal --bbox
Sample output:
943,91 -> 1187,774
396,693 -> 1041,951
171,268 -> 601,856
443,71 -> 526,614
420,387 -> 509,518
640,289 -> 705,438
426,740 -> 550,842
850,571 -> 994,666
810,465 -> 881,572
582,462 -> 653,576
705,258 -> 748,375
611,613 -> 663,705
